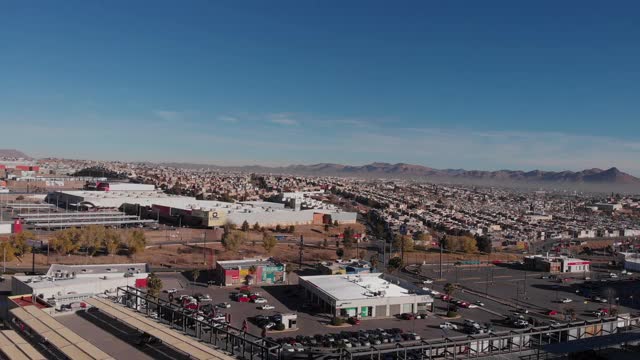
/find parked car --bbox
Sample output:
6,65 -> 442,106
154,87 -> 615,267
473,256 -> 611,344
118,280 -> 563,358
196,294 -> 212,302
560,298 -> 573,303
165,288 -> 178,294
547,310 -> 559,316
260,304 -> 275,310
422,279 -> 433,284
253,297 -> 268,304
347,317 -> 361,325
474,301 -> 485,307
217,302 -> 231,308
514,319 -> 530,328
400,313 -> 415,320
439,322 -> 458,330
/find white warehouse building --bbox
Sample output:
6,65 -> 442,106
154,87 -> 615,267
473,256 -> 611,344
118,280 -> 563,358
299,273 -> 434,319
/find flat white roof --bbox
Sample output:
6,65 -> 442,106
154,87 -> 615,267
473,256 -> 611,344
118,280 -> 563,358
300,273 -> 413,301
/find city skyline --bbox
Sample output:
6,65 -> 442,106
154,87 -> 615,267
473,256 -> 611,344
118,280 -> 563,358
2,1 -> 640,174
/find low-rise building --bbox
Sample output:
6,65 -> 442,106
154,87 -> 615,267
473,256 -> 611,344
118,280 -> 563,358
215,258 -> 286,286
524,255 -> 590,273
299,273 -> 433,319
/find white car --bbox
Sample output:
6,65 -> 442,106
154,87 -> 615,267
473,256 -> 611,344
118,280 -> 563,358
282,344 -> 295,352
422,279 -> 434,284
217,302 -> 231,308
293,343 -> 304,352
253,298 -> 268,304
439,322 -> 458,330
609,273 -> 618,278
259,305 -> 275,310
474,301 -> 485,307
560,298 -> 573,303
165,288 -> 178,294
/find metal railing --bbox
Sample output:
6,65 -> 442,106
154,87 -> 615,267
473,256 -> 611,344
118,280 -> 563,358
115,286 -> 282,360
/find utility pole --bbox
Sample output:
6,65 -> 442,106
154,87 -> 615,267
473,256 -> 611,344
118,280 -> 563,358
439,237 -> 444,280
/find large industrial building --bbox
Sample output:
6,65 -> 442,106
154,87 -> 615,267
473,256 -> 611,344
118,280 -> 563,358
215,258 -> 286,286
11,263 -> 149,310
45,187 -> 357,228
299,273 -> 434,319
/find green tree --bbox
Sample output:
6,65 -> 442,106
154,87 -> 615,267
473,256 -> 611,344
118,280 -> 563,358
388,256 -> 403,272
262,233 -> 277,254
343,227 -> 355,250
336,248 -> 344,258
10,230 -> 36,256
146,272 -> 163,298
222,231 -> 244,252
288,225 -> 295,233
253,222 -> 261,231
241,220 -> 250,232
476,236 -> 492,253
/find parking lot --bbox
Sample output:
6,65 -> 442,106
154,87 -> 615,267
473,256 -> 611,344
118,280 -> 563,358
414,263 -> 639,325
155,272 -> 513,344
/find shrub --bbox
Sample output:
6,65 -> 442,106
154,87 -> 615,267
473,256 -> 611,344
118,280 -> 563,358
330,317 -> 345,326
274,322 -> 285,331
446,310 -> 458,318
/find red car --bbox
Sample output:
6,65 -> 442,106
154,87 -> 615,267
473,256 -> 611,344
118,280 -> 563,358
347,317 -> 361,325
547,310 -> 558,316
237,295 -> 250,303
458,302 -> 471,308
441,295 -> 452,301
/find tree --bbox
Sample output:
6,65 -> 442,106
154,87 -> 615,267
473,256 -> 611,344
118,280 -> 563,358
275,225 -> 283,233
253,222 -> 261,231
50,228 -> 80,255
324,224 -> 330,233
0,241 -> 16,262
333,220 -> 339,226
10,230 -> 36,256
125,229 -> 146,256
191,269 -> 200,286
262,233 -> 277,254
388,257 -> 403,272
146,272 -> 163,298
444,283 -> 458,297
288,225 -> 295,233
393,235 -> 414,252
80,225 -> 106,256
103,228 -> 121,256
241,220 -> 250,232
476,236 -> 492,253
222,231 -> 244,252
322,238 -> 328,248
343,227 -> 355,250
369,254 -> 379,271
336,248 -> 344,258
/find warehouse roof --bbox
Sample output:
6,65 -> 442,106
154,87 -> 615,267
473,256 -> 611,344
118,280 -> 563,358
300,273 -> 417,301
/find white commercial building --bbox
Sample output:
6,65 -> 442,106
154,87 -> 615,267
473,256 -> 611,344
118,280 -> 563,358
299,273 -> 433,319
11,263 -> 149,310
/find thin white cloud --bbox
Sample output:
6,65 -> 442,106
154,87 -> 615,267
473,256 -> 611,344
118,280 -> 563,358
217,115 -> 239,123
153,110 -> 186,122
269,113 -> 299,126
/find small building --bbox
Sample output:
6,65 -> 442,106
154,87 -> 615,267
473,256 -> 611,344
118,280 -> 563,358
524,255 -> 590,273
317,259 -> 373,275
299,273 -> 433,319
215,258 -> 286,286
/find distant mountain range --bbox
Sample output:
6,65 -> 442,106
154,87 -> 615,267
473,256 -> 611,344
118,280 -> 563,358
161,161 -> 640,189
0,149 -> 31,159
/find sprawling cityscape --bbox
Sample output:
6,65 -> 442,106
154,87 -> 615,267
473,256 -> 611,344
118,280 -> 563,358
1,1 -> 640,360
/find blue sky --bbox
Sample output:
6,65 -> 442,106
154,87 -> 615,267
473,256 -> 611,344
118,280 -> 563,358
2,1 -> 640,174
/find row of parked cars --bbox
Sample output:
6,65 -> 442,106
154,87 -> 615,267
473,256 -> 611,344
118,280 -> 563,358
270,328 -> 421,350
